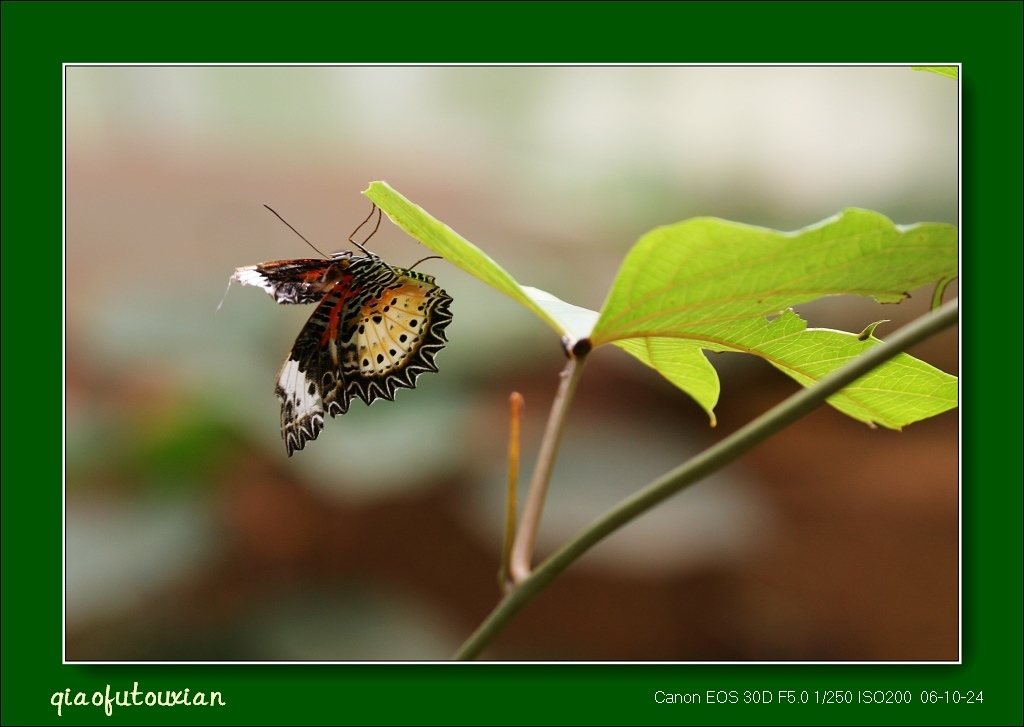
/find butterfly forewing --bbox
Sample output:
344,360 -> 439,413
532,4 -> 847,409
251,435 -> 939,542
231,256 -> 350,304
232,252 -> 452,456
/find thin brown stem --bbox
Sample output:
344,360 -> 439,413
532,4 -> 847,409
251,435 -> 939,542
499,392 -> 524,592
508,352 -> 588,583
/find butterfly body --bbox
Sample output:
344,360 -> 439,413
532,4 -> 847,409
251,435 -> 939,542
232,251 -> 452,456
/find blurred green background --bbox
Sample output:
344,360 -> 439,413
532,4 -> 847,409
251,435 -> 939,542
64,66 -> 958,661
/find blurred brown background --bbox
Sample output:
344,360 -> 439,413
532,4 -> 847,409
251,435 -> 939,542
64,66 -> 958,661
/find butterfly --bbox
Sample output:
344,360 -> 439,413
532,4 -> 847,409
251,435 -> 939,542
230,206 -> 453,456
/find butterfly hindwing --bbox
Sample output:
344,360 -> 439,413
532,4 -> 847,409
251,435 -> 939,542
275,354 -> 325,456
337,266 -> 453,408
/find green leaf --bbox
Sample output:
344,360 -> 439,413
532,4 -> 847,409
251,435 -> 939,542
592,209 -> 957,344
366,183 -> 958,428
616,312 -> 957,429
612,337 -> 721,426
591,210 -> 957,426
365,181 -> 594,341
912,66 -> 958,80
709,311 -> 956,428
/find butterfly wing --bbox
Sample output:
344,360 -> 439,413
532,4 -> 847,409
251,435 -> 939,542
231,256 -> 351,304
327,264 -> 454,411
274,258 -> 453,456
275,343 -> 326,456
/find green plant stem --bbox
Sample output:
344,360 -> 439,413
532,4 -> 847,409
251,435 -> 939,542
508,352 -> 588,584
454,299 -> 959,660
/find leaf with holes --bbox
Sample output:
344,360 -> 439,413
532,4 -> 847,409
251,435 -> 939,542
366,183 -> 958,428
591,210 -> 958,426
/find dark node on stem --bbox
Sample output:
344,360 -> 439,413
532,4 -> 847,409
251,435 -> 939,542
571,337 -> 592,358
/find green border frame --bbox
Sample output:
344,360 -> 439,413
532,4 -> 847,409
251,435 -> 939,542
3,1 -> 1021,724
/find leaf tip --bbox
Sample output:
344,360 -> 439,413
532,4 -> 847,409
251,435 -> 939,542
857,320 -> 890,341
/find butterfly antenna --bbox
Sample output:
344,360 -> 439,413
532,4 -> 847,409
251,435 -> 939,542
263,205 -> 329,258
347,203 -> 382,257
215,276 -> 234,312
406,255 -> 443,272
